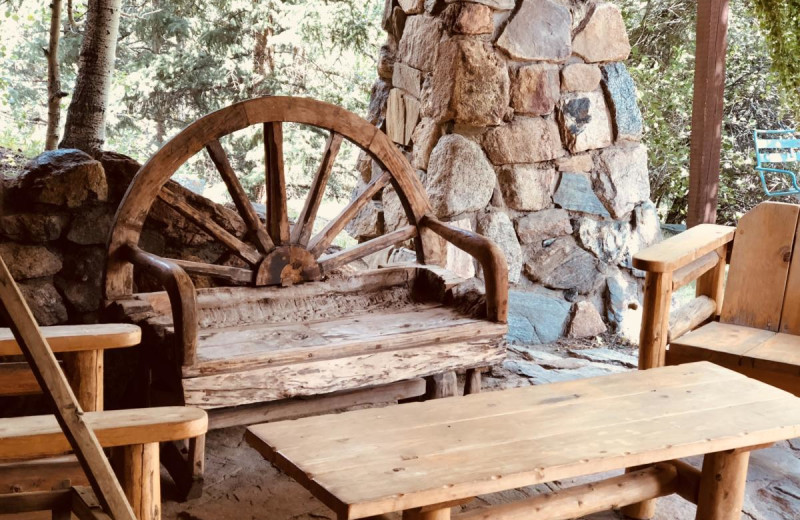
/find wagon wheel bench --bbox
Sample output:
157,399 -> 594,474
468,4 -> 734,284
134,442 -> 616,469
102,96 -> 509,496
246,362 -> 800,520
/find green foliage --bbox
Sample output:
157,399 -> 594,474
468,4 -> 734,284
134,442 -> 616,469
752,0 -> 800,119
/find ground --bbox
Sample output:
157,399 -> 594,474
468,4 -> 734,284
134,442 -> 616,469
162,336 -> 800,520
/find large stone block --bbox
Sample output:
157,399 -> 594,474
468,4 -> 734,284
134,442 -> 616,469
445,0 -> 515,10
399,0 -> 425,14
496,0 -> 571,62
601,62 -> 643,141
426,134 -> 496,217
398,15 -> 443,71
576,216 -> 631,264
557,90 -> 613,153
568,300 -> 607,338
594,142 -> 650,218
483,117 -> 564,164
515,208 -> 572,245
524,236 -> 600,294
511,63 -> 560,116
561,63 -> 602,92
498,165 -> 557,211
386,88 -> 421,146
11,149 -> 107,209
605,268 -> 642,342
453,3 -> 494,34
555,153 -> 593,172
444,218 -> 476,278
66,205 -> 114,245
18,278 -> 67,325
553,172 -> 610,217
507,288 -> 571,344
392,62 -> 422,98
0,242 -> 62,280
345,200 -> 384,240
427,38 -> 510,126
0,213 -> 68,242
382,184 -> 410,233
572,3 -> 631,63
477,211 -> 522,283
411,118 -> 443,170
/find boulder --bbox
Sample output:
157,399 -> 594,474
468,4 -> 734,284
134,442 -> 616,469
515,209 -> 572,245
445,0 -> 515,10
392,62 -> 422,98
66,205 -> 114,245
561,63 -> 602,92
0,243 -> 62,280
483,117 -> 564,164
398,15 -> 443,72
427,38 -> 510,126
496,0 -> 571,62
97,151 -> 141,204
568,301 -> 607,338
605,268 -> 642,342
510,63 -> 560,116
0,213 -> 68,242
557,90 -> 613,153
377,43 -> 396,79
453,3 -> 494,34
524,236 -> 600,294
553,172 -> 610,217
399,0 -> 425,14
411,118 -> 443,170
382,184 -> 410,233
444,218 -> 476,278
477,211 -> 522,283
18,278 -> 67,325
572,3 -> 631,63
624,201 -> 663,271
601,62 -> 644,141
11,149 -> 107,209
507,288 -> 571,344
594,142 -> 649,218
555,153 -> 594,172
498,165 -> 557,211
425,134 -> 496,217
345,200 -> 384,240
576,216 -> 631,264
386,88 -> 421,145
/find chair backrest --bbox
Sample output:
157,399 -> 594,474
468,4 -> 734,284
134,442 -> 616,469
722,201 -> 800,333
754,129 -> 800,166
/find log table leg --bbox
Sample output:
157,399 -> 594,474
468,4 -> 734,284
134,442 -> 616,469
695,450 -> 750,520
403,507 -> 451,520
115,443 -> 161,520
63,350 -> 103,412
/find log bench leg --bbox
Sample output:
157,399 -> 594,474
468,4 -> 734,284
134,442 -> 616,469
63,350 -> 103,412
115,442 -> 161,520
620,464 -> 658,519
403,507 -> 451,520
695,450 -> 750,520
464,368 -> 483,395
425,371 -> 457,399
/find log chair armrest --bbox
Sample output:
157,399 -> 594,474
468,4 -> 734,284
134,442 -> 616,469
633,224 -> 735,274
120,244 -> 198,365
420,215 -> 508,323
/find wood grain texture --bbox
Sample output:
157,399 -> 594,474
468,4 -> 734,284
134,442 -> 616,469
780,213 -> 800,334
0,361 -> 47,396
0,324 -> 140,356
638,271 -> 672,369
318,225 -> 418,274
668,295 -> 717,342
695,450 -> 749,520
672,250 -> 720,291
63,350 -> 103,412
264,121 -> 290,245
633,224 -> 735,273
115,443 -> 161,520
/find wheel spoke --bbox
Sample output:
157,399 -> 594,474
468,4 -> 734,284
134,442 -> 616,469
307,170 -> 392,258
170,258 -> 253,285
291,131 -> 344,247
264,122 -> 290,245
157,186 -> 262,265
206,139 -> 274,253
317,225 -> 418,274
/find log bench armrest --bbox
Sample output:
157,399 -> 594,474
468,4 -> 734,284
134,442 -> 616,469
120,244 -> 198,365
633,224 -> 735,273
420,215 -> 508,323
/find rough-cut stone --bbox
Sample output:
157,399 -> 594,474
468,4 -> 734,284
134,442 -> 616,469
386,88 -> 420,145
524,236 -> 600,294
572,3 -> 631,63
561,63 -> 602,92
569,347 -> 637,367
555,153 -> 593,172
67,205 -> 114,245
557,90 -> 613,153
496,0 -> 571,62
595,142 -> 649,218
411,118 -> 443,170
366,79 -> 391,129
444,218 -> 476,279
498,165 -> 557,211
483,117 -> 564,164
12,149 -> 107,208
568,301 -> 607,338
453,3 -> 494,34
605,268 -> 642,341
426,134 -> 496,217
398,15 -> 442,72
97,151 -> 140,204
0,213 -> 68,242
601,62 -> 644,141
345,200 -> 383,240
507,288 -> 571,344
510,64 -> 560,116
18,278 -> 67,325
377,44 -> 396,79
427,38 -> 509,126
0,243 -> 62,280
382,185 -> 410,233
553,172 -> 610,217
515,209 -> 572,245
576,217 -> 631,264
477,212 -> 522,283
392,62 -> 422,98
445,0 -> 515,10
399,0 -> 425,14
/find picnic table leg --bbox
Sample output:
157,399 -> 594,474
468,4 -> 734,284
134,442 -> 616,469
402,507 -> 451,520
695,450 -> 750,520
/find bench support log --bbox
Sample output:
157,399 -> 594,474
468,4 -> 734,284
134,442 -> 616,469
425,372 -> 457,399
695,450 -> 750,520
114,443 -> 161,520
404,508 -> 451,520
63,350 -> 102,412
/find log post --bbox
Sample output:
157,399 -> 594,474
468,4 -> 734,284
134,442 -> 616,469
695,450 -> 750,520
115,443 -> 161,520
63,350 -> 103,411
464,368 -> 482,395
404,507 -> 451,520
426,372 -> 457,399
637,271 -> 673,370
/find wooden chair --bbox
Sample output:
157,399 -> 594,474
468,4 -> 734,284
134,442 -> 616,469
633,201 -> 800,395
103,97 -> 509,475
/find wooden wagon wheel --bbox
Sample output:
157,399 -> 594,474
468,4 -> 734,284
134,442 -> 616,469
105,96 -> 445,298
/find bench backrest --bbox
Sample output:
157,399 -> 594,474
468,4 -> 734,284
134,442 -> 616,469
754,129 -> 800,166
722,201 -> 800,333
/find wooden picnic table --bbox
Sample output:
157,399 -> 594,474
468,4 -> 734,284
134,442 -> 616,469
246,361 -> 800,520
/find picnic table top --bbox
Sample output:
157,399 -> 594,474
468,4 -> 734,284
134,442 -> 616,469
245,361 -> 800,519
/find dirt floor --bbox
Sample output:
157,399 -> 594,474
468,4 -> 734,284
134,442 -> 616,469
162,338 -> 800,520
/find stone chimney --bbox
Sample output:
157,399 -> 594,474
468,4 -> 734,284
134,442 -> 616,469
352,0 -> 662,344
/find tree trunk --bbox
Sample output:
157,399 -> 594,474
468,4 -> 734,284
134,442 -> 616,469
45,0 -> 64,150
59,0 -> 122,155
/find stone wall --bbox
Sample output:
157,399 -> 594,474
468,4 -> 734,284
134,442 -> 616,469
352,0 -> 662,343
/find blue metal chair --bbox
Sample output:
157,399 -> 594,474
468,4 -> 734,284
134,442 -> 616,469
753,128 -> 800,197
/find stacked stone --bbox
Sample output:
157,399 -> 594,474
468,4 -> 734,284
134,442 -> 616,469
351,0 -> 662,343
